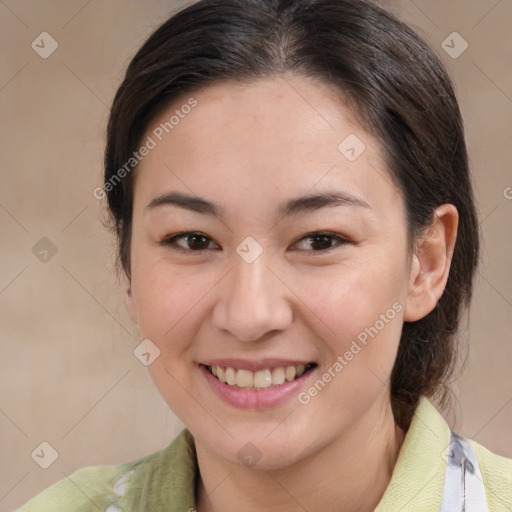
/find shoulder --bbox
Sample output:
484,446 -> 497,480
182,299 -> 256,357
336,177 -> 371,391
420,396 -> 512,507
16,463 -> 126,512
468,437 -> 512,508
16,429 -> 196,512
419,396 -> 512,509
376,396 -> 512,511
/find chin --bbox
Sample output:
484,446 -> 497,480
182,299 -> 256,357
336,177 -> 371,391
201,423 -> 318,471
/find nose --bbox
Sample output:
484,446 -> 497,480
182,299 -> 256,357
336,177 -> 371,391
211,250 -> 293,342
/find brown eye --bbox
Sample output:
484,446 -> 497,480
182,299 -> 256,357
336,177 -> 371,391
293,232 -> 349,252
161,232 -> 219,252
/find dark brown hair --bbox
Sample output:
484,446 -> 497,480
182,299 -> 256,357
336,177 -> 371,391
104,0 -> 479,429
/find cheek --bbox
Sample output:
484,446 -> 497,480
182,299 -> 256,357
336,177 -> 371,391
291,270 -> 405,426
130,260 -> 212,352
292,258 -> 405,376
299,260 -> 404,334
130,262 -> 213,418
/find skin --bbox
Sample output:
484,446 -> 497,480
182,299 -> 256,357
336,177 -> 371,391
125,73 -> 458,512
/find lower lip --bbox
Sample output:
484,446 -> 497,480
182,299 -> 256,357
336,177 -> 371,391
200,365 -> 315,410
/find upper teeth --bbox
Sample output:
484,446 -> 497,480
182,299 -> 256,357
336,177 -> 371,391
209,364 -> 309,389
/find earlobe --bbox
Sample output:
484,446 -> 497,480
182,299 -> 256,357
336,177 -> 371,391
125,285 -> 138,324
403,204 -> 458,322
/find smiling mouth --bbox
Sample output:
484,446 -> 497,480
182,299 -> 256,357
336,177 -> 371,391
203,363 -> 317,389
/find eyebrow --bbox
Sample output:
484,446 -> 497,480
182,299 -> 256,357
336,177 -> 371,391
145,190 -> 371,219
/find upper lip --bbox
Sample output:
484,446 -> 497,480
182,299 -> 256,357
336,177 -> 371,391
201,358 -> 316,372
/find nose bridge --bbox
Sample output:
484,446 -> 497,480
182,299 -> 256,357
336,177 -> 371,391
212,246 -> 292,341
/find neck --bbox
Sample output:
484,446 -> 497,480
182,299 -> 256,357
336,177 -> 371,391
195,397 -> 406,512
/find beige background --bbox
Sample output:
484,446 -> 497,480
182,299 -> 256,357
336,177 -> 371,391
0,0 -> 511,509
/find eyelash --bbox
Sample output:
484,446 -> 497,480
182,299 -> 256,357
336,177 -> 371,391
159,231 -> 350,255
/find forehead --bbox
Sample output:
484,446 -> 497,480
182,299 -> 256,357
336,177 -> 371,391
135,74 -> 401,218
149,74 -> 364,158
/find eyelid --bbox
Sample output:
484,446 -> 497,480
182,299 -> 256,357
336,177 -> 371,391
160,230 -> 350,254
160,231 -> 220,253
290,231 -> 350,252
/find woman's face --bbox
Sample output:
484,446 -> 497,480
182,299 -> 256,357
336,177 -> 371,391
127,74 -> 415,468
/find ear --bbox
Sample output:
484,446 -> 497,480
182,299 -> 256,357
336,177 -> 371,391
403,204 -> 458,322
125,278 -> 138,324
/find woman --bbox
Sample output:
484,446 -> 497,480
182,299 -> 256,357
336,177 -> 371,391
18,0 -> 512,510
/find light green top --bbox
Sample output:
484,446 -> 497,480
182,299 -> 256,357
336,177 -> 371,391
18,396 -> 512,511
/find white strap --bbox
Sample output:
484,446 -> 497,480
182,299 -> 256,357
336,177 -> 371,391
440,431 -> 489,512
